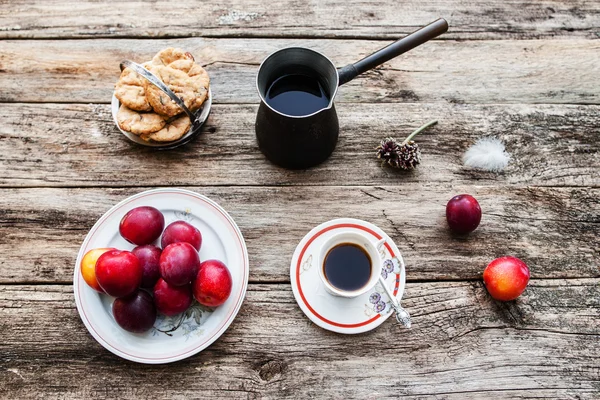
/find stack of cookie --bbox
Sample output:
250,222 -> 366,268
115,48 -> 210,142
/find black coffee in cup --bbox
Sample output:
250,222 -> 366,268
323,243 -> 372,291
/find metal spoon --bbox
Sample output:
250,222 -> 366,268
378,275 -> 411,328
119,60 -> 199,126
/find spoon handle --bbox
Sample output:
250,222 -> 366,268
119,60 -> 198,124
378,275 -> 411,328
338,18 -> 448,85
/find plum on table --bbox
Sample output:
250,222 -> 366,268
483,256 -> 530,301
446,194 -> 482,234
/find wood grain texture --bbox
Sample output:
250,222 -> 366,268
1,281 -> 598,399
0,0 -> 597,398
1,102 -> 598,188
0,0 -> 599,40
0,38 -> 599,104
0,186 -> 597,284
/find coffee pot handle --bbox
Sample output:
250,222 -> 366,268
338,18 -> 448,85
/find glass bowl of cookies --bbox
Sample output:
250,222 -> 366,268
111,48 -> 212,149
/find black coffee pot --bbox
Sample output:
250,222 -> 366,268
255,18 -> 448,169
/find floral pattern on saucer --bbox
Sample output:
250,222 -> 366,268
364,257 -> 402,317
300,254 -> 313,275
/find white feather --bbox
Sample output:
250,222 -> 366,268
462,137 -> 510,172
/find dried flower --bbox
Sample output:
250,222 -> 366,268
376,120 -> 437,169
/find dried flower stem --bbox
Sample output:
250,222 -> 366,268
402,120 -> 438,145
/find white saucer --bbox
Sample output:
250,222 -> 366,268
290,218 -> 406,334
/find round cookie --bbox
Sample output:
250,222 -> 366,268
116,104 -> 166,135
140,115 -> 192,142
145,62 -> 210,117
114,62 -> 153,112
151,47 -> 194,67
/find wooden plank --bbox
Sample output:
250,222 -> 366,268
0,38 -> 599,104
1,102 -> 598,188
0,281 -> 598,398
0,0 -> 598,40
0,186 -> 597,283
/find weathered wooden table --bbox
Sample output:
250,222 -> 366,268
1,1 -> 598,398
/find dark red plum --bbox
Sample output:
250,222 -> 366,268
446,194 -> 482,234
159,242 -> 200,286
161,220 -> 202,251
119,206 -> 165,245
153,278 -> 193,316
132,245 -> 162,288
112,290 -> 157,334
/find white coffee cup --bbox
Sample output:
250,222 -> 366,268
318,231 -> 386,298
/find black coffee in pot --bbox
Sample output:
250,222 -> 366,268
265,74 -> 330,116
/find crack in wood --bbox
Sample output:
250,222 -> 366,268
381,209 -> 416,251
452,325 -> 600,342
359,189 -> 381,200
485,212 -> 600,224
200,60 -> 260,68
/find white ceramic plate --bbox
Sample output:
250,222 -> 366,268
111,88 -> 212,150
290,218 -> 406,334
73,188 -> 249,364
